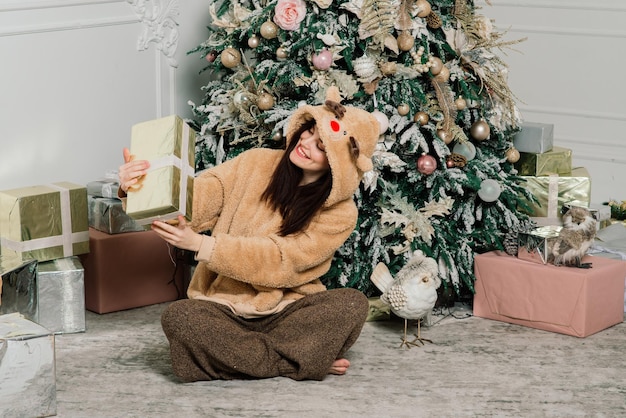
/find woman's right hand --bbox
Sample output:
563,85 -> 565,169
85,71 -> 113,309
118,147 -> 150,193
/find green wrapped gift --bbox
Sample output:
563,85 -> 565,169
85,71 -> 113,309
518,167 -> 591,219
515,146 -> 572,176
0,182 -> 89,262
126,115 -> 196,225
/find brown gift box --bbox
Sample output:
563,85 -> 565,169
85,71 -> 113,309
473,251 -> 626,337
79,228 -> 186,314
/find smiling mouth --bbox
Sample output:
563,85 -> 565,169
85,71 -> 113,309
296,145 -> 309,159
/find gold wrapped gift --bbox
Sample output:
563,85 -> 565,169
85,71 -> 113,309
517,225 -> 561,264
518,167 -> 591,219
0,182 -> 89,262
515,146 -> 572,176
126,115 -> 196,225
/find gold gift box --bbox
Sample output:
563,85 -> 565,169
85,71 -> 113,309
515,146 -> 572,176
126,115 -> 196,225
517,225 -> 562,264
0,182 -> 89,262
518,167 -> 591,219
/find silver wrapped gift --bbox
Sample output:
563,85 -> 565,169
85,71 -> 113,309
518,225 -> 562,264
88,195 -> 144,234
513,122 -> 554,154
0,313 -> 56,418
36,256 -> 85,334
86,179 -> 120,198
0,255 -> 38,322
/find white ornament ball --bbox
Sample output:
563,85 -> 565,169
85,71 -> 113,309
453,141 -> 476,161
478,179 -> 502,202
372,110 -> 389,134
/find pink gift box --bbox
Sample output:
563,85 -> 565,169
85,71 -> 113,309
473,251 -> 626,337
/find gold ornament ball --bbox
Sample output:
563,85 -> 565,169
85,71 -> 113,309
414,111 -> 429,126
397,32 -> 415,52
437,129 -> 453,144
271,131 -> 283,142
434,65 -> 450,82
397,104 -> 410,116
248,35 -> 260,48
506,147 -> 520,163
257,93 -> 275,111
221,48 -> 241,68
470,120 -> 491,141
430,57 -> 444,75
276,47 -> 288,60
260,21 -> 278,39
416,0 -> 432,17
455,97 -> 467,110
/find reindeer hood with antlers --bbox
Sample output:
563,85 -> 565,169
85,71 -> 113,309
285,86 -> 380,206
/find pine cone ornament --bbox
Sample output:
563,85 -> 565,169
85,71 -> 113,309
426,12 -> 443,29
503,231 -> 519,256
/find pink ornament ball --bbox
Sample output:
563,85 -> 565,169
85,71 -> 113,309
417,154 -> 437,175
312,49 -> 333,70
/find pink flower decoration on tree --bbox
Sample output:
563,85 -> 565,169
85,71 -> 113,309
273,0 -> 307,31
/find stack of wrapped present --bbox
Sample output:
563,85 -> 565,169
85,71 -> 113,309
475,121 -> 626,336
1,182 -> 89,335
1,182 -> 90,417
79,115 -> 195,314
513,121 -> 593,226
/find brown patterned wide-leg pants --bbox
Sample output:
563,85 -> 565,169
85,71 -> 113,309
161,288 -> 368,382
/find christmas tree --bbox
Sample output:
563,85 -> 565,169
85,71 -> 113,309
188,0 -> 535,302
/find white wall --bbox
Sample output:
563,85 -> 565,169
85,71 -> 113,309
0,0 -> 210,190
485,0 -> 626,204
1,0 -> 624,206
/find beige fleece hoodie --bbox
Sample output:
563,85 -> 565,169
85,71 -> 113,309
188,87 -> 380,317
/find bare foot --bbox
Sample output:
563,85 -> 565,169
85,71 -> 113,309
329,358 -> 350,375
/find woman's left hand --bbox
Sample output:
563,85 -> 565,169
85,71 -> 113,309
151,215 -> 203,252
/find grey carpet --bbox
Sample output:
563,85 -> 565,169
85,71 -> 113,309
53,302 -> 626,417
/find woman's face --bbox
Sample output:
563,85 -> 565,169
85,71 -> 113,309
289,124 -> 330,185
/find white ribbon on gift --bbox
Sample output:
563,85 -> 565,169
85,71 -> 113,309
133,122 -> 194,226
547,174 -> 559,219
0,184 -> 89,256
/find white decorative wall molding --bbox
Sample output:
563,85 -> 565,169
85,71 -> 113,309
518,105 -> 626,123
0,16 -> 139,37
0,0 -> 122,12
480,0 -> 626,12
127,0 -> 180,68
496,25 -> 626,39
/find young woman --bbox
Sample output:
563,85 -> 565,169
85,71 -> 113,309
118,87 -> 380,381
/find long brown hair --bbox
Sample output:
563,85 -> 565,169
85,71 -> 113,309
261,120 -> 332,236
